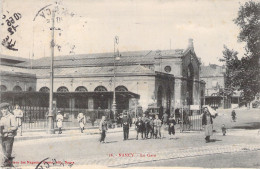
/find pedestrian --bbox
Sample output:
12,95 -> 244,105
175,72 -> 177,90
231,110 -> 236,122
154,115 -> 162,139
13,104 -> 23,136
99,116 -> 108,143
162,112 -> 168,125
202,107 -> 214,143
148,116 -> 154,139
161,112 -> 168,138
221,124 -> 227,136
90,111 -> 96,127
168,114 -> 176,139
142,113 -> 149,139
0,102 -> 18,167
56,111 -> 63,134
77,112 -> 86,133
135,116 -> 144,140
122,111 -> 130,140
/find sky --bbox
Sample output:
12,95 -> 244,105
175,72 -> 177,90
0,0 -> 248,65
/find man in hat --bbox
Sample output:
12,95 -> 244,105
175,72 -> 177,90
0,102 -> 18,167
122,110 -> 130,140
13,104 -> 24,136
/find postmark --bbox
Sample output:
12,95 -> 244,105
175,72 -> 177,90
1,11 -> 22,51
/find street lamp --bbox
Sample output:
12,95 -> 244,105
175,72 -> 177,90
112,36 -> 120,123
47,8 -> 56,134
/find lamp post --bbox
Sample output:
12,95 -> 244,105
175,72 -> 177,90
47,8 -> 56,134
112,36 -> 120,123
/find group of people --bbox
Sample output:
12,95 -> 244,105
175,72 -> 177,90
98,111 -> 178,144
135,113 -> 177,140
0,103 -> 24,167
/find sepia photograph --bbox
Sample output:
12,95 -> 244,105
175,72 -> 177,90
0,0 -> 260,168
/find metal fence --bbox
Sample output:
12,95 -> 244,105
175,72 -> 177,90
180,114 -> 203,132
9,106 -> 129,130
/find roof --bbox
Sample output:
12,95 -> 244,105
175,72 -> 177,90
16,49 -> 184,68
200,64 -> 225,77
0,91 -> 140,99
34,64 -> 155,78
0,54 -> 29,66
0,65 -> 36,78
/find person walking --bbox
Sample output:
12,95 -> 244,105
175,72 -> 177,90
0,103 -> 18,167
231,110 -> 236,122
142,113 -> 149,139
148,116 -> 154,139
13,104 -> 23,136
77,112 -> 86,133
99,116 -> 108,143
168,114 -> 176,139
154,115 -> 162,139
202,107 -> 214,143
122,111 -> 130,140
56,111 -> 63,134
135,116 -> 144,140
162,112 -> 168,138
90,111 -> 96,127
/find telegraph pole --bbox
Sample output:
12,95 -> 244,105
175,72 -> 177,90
47,8 -> 56,134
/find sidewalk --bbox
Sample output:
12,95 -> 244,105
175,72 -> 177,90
15,126 -> 134,142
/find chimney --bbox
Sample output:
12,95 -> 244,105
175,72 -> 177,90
188,38 -> 194,49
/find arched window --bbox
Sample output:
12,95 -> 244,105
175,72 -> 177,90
75,86 -> 88,92
39,87 -> 50,93
0,85 -> 7,92
57,86 -> 69,92
115,86 -> 128,92
94,86 -> 107,92
13,85 -> 22,92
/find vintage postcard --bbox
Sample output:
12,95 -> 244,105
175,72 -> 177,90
0,0 -> 259,168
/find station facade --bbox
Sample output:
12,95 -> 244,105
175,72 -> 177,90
0,39 -> 205,116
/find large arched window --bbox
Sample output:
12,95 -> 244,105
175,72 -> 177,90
75,86 -> 88,92
94,86 -> 107,92
0,85 -> 7,92
39,87 -> 50,93
57,86 -> 69,92
13,85 -> 22,92
115,86 -> 128,92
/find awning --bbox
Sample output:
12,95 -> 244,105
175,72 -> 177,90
0,91 -> 140,99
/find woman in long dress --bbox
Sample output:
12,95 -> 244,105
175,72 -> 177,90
202,107 -> 214,143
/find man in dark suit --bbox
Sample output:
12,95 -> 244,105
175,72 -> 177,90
122,111 -> 130,140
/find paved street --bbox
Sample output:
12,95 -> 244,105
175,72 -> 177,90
10,128 -> 260,168
1,109 -> 259,168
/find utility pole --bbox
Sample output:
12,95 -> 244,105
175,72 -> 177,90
47,8 -> 56,134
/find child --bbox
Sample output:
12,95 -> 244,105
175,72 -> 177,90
135,116 -> 144,140
56,111 -> 63,134
77,112 -> 86,133
221,124 -> 227,136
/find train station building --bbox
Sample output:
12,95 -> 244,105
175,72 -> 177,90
0,39 -> 205,118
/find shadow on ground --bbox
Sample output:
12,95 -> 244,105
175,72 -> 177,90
231,122 -> 260,130
209,139 -> 222,143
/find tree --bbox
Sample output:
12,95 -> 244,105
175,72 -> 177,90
234,1 -> 260,64
221,1 -> 260,105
